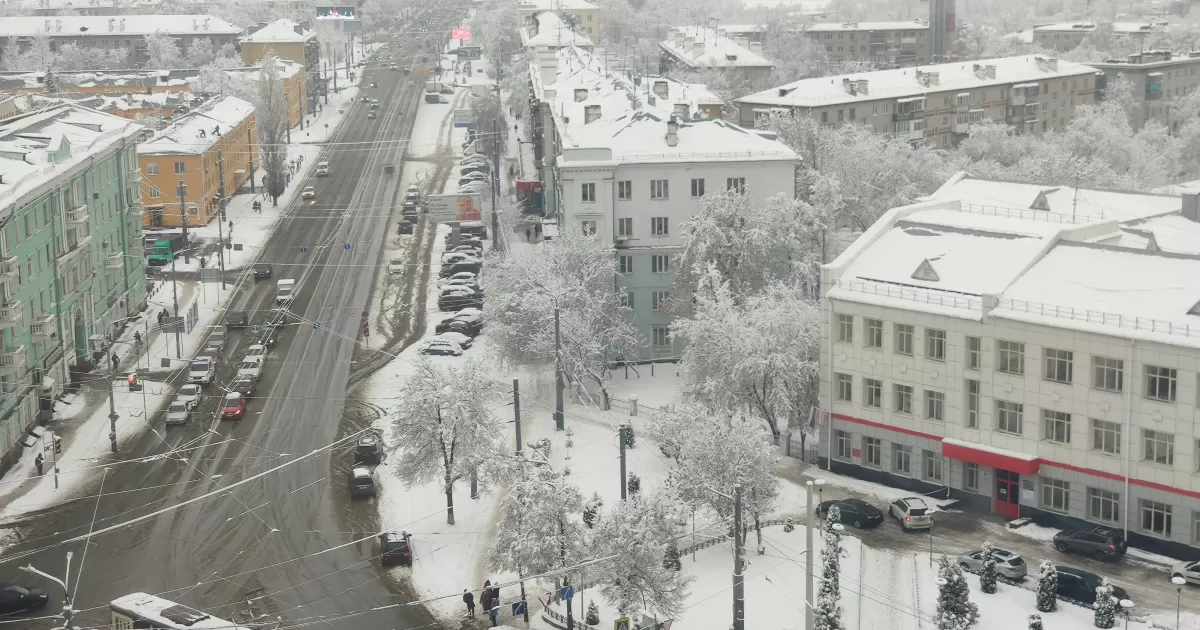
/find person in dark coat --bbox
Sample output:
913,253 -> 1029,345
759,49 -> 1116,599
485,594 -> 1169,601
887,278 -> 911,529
462,589 -> 475,617
34,453 -> 43,476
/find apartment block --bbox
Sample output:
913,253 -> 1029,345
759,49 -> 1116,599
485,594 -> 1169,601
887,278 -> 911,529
818,172 -> 1200,557
1033,21 -> 1164,52
1090,50 -> 1200,131
521,11 -> 594,50
802,21 -> 930,68
0,15 -> 241,65
659,26 -> 775,84
517,0 -> 600,38
0,104 -> 147,472
241,20 -> 320,117
736,55 -> 1098,148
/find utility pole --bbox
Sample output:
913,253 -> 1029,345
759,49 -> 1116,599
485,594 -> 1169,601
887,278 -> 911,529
107,363 -> 118,453
513,378 -> 522,456
619,424 -> 628,500
554,306 -> 564,431
21,552 -> 75,630
733,484 -> 745,630
805,479 -> 825,630
216,151 -> 227,290
491,57 -> 502,254
176,179 -> 190,264
170,255 -> 181,359
565,575 -> 574,630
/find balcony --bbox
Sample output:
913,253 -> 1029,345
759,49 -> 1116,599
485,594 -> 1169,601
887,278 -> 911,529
106,252 -> 124,270
66,205 -> 89,224
0,345 -> 26,375
955,121 -> 970,134
1010,94 -> 1026,107
908,127 -> 925,142
57,234 -> 91,268
0,301 -> 23,329
0,255 -> 17,281
30,314 -> 56,338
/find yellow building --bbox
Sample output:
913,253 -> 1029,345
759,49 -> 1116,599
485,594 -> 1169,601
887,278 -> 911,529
518,0 -> 600,38
241,19 -> 319,118
137,95 -> 257,228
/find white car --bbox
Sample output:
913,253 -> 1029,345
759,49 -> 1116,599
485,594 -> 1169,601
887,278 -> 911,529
438,272 -> 477,288
419,339 -> 463,356
244,344 -> 268,365
1173,560 -> 1200,585
188,357 -> 216,385
177,384 -> 202,409
165,400 -> 192,425
388,257 -> 405,275
302,186 -> 316,199
237,361 -> 264,381
889,497 -> 934,531
433,331 -> 473,350
956,547 -> 1028,580
441,252 -> 481,265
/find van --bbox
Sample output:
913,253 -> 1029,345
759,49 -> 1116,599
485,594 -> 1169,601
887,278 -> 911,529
316,161 -> 330,176
188,357 -> 216,385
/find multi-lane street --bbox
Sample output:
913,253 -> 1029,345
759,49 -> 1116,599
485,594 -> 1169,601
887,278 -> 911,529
0,21 -> 451,630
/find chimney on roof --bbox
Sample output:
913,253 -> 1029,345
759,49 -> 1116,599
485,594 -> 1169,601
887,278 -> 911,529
693,40 -> 705,56
204,17 -> 209,31
749,41 -> 763,53
108,17 -> 115,32
119,18 -> 125,31
1035,56 -> 1048,71
856,79 -> 869,94
972,63 -> 985,79
673,102 -> 689,119
985,64 -> 996,78
193,19 -> 198,31
538,50 -> 557,87
1183,191 -> 1200,222
1047,56 -> 1058,70
674,31 -> 684,47
666,114 -> 679,147
574,88 -> 588,102
55,19 -> 62,32
584,104 -> 600,123
652,80 -> 668,99
294,23 -> 305,36
843,77 -> 856,94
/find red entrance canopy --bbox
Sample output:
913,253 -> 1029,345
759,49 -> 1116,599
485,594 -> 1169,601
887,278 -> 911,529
942,438 -> 1040,475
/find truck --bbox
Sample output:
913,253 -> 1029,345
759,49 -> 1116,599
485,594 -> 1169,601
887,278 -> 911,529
146,233 -> 189,266
424,80 -> 441,93
276,279 -> 296,305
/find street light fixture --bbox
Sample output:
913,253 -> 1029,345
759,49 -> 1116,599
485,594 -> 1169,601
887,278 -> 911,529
805,479 -> 826,630
1171,576 -> 1186,630
1119,599 -> 1134,630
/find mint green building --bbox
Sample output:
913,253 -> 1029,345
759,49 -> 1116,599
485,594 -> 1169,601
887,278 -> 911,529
0,104 -> 146,472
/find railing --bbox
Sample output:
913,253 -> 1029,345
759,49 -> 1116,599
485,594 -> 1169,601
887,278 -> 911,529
830,279 -> 983,311
57,234 -> 91,265
615,150 -> 797,161
30,315 -> 56,338
66,205 -> 89,224
0,346 -> 27,373
996,298 -> 1200,339
0,301 -> 23,327
957,202 -> 1103,223
0,255 -> 18,278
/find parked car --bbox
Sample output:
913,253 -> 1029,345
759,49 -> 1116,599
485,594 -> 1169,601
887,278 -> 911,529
1052,526 -> 1127,561
165,400 -> 192,425
419,339 -> 464,356
244,344 -> 268,365
355,434 -> 384,465
1171,560 -> 1200,585
448,244 -> 482,255
816,498 -> 884,529
440,262 -> 481,278
302,186 -> 316,199
440,278 -> 481,293
254,263 -> 273,280
438,271 -> 478,288
237,361 -> 264,381
889,497 -> 933,531
177,383 -> 202,410
0,583 -> 49,616
225,311 -> 248,328
389,257 -> 405,275
221,392 -> 247,419
438,288 -> 482,311
398,220 -> 414,235
436,309 -> 483,335
433,331 -> 473,350
349,467 -> 378,498
441,252 -> 481,266
203,330 -> 227,354
1054,566 -> 1128,606
232,379 -> 256,398
379,531 -> 413,566
956,547 -> 1028,580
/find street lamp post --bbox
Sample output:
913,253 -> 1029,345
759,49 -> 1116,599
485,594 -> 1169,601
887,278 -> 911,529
1171,576 -> 1186,630
805,479 -> 825,630
21,552 -> 75,630
1119,599 -> 1134,630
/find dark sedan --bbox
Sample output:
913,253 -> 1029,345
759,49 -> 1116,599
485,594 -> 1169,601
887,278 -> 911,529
816,498 -> 884,529
1055,566 -> 1128,606
0,584 -> 48,616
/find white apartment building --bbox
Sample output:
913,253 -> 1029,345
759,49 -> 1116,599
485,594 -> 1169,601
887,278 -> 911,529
659,26 -> 775,84
0,15 -> 241,65
818,173 -> 1200,557
1033,21 -> 1165,52
529,46 -> 797,358
736,55 -> 1099,147
1090,50 -> 1200,131
801,21 -> 931,67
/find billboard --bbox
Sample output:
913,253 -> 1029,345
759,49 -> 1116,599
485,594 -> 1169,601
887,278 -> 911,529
428,193 -> 482,222
451,28 -> 471,40
316,6 -> 357,19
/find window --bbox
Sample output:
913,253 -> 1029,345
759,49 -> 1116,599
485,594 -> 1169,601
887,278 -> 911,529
964,462 -> 979,491
1043,348 -> 1073,383
617,180 -> 632,200
923,450 -> 943,481
174,161 -> 185,175
1145,365 -> 1177,402
650,179 -> 669,199
149,186 -> 161,199
996,400 -> 1023,434
651,291 -> 670,311
997,340 -> 1025,374
726,177 -> 746,193
617,217 -> 632,237
835,430 -> 851,458
1042,409 -> 1071,443
580,220 -> 597,236
617,255 -> 633,274
147,162 -> 159,175
690,178 -> 705,197
893,444 -> 912,474
1088,488 -> 1120,523
1143,429 -> 1174,465
894,384 -> 913,414
650,217 -> 669,236
581,182 -> 596,202
1041,478 -> 1070,513
864,378 -> 882,408
651,325 -> 669,347
1194,511 -> 1200,545
1093,356 -> 1124,392
1091,419 -> 1121,455
651,254 -> 670,273
865,318 -> 883,348
836,314 -> 853,342
925,329 -> 945,361
965,379 -> 980,428
620,292 -> 633,309
925,390 -> 944,421
1141,499 -> 1172,537
835,373 -> 852,401
894,324 -> 913,355
863,437 -> 881,466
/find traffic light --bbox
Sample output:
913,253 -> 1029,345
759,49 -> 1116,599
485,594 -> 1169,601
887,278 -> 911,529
54,435 -> 62,455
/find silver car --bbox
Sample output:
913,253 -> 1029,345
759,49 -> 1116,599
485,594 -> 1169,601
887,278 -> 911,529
956,547 -> 1028,580
165,400 -> 192,425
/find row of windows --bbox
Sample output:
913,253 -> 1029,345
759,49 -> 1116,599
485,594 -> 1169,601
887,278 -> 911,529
834,315 -> 1190,404
619,290 -> 672,312
834,372 -> 1200,470
592,177 -> 748,203
834,432 -> 945,481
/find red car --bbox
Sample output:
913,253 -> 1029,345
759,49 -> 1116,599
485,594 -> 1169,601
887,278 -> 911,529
221,392 -> 247,419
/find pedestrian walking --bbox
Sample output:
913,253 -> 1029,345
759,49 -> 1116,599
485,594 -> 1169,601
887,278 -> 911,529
34,453 -> 43,476
199,256 -> 207,269
134,331 -> 142,347
480,580 -> 492,612
157,309 -> 165,325
487,597 -> 499,627
462,589 -> 475,617
229,220 -> 234,234
525,228 -> 531,242
111,352 -> 120,372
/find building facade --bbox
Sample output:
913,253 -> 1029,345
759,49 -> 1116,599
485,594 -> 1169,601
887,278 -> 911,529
1090,50 -> 1200,131
0,15 -> 241,65
659,26 -> 775,83
1033,21 -> 1164,52
818,180 -> 1200,557
517,0 -> 600,38
138,95 -> 256,228
801,21 -> 930,68
240,20 -> 320,117
736,55 -> 1098,148
0,104 -> 146,472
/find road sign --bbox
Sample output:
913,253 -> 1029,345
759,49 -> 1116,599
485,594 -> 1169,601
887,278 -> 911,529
559,585 -> 574,600
511,601 -> 526,616
614,617 -> 631,630
199,268 -> 222,283
300,246 -> 308,253
344,243 -> 351,250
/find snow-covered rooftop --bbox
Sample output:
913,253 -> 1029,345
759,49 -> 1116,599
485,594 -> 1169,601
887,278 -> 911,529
1033,21 -> 1162,33
926,174 -> 1182,223
561,111 -> 797,165
804,21 -> 927,32
736,55 -> 1096,109
241,18 -> 314,43
0,14 -> 240,38
660,26 -> 774,69
0,60 -> 300,92
0,103 -> 142,214
1088,50 -> 1200,68
137,95 -> 253,156
517,0 -> 597,10
523,11 -> 593,48
1117,213 -> 1200,256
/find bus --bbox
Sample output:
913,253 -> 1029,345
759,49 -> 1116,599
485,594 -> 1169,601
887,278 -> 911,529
110,593 -> 251,630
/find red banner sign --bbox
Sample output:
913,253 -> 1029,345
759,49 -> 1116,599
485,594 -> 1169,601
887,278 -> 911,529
451,28 -> 470,40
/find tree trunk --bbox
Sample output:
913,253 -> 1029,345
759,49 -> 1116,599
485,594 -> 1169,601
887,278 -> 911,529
445,486 -> 456,525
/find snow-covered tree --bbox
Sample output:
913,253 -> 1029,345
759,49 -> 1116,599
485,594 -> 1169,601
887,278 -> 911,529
1035,560 -> 1058,613
935,555 -> 978,630
1028,614 -> 1044,630
585,601 -> 600,626
626,473 -> 641,497
489,460 -> 586,583
390,358 -> 506,524
184,37 -> 216,67
582,491 -> 603,528
979,542 -> 998,594
588,492 -> 692,619
662,540 -> 681,572
469,1 -> 521,65
813,506 -> 846,630
485,229 -> 639,401
143,32 -> 183,69
54,44 -> 129,71
1093,578 -> 1117,628
255,57 -> 290,206
672,271 -> 821,437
